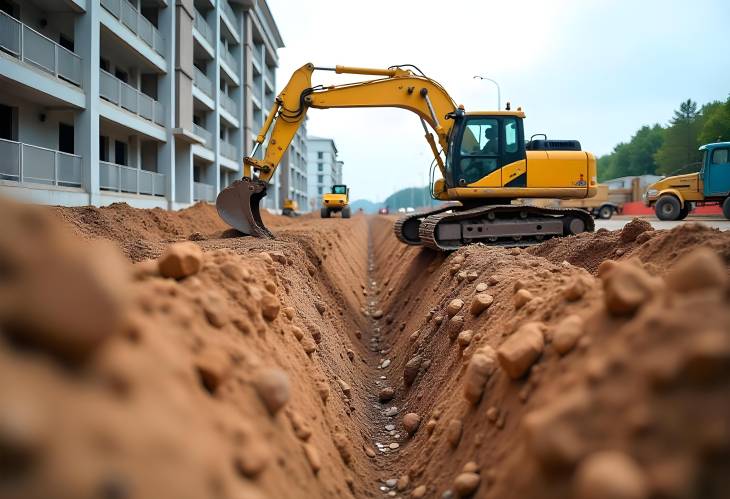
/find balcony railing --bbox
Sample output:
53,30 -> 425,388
220,140 -> 238,161
100,0 -> 165,57
0,138 -> 83,187
221,0 -> 237,28
100,161 -> 166,197
99,69 -> 165,126
221,47 -> 238,74
193,66 -> 213,98
193,181 -> 215,202
252,45 -> 263,69
193,124 -> 213,146
220,91 -> 237,117
264,64 -> 274,85
0,11 -> 83,87
252,78 -> 262,103
192,10 -> 213,47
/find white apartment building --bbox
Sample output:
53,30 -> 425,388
306,135 -> 342,211
0,0 -> 284,210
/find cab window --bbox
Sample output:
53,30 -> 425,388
711,149 -> 729,164
505,118 -> 518,153
332,185 -> 346,194
460,119 -> 499,156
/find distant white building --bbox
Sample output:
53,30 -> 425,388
306,136 -> 342,211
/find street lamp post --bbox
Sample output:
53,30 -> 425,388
473,75 -> 501,110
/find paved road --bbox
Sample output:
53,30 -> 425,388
596,216 -> 730,231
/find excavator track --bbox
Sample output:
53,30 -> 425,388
393,204 -> 458,245
418,205 -> 595,251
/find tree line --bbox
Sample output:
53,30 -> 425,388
598,95 -> 730,181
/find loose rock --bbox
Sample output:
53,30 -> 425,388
497,322 -> 545,379
403,413 -> 421,435
446,299 -> 465,317
457,330 -> 474,348
666,247 -> 727,293
454,472 -> 481,497
514,289 -> 533,309
379,387 -> 395,402
463,346 -> 497,404
412,485 -> 427,498
404,355 -> 423,385
563,276 -> 590,301
373,309 -> 384,319
447,316 -> 465,339
573,451 -> 648,499
602,262 -> 662,316
470,293 -> 494,316
447,419 -> 463,448
553,315 -> 585,355
260,293 -> 280,321
158,242 -> 203,279
303,444 -> 321,474
253,368 -> 290,416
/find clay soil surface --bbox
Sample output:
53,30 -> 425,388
1,199 -> 729,499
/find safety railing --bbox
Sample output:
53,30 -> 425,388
264,64 -> 274,86
221,0 -> 237,29
220,91 -> 237,117
193,123 -> 213,146
193,9 -> 214,47
99,161 -> 166,197
193,66 -> 213,98
0,11 -> 83,87
193,181 -> 215,202
100,0 -> 165,57
99,69 -> 164,126
252,77 -> 262,103
252,44 -> 263,69
220,140 -> 238,161
220,47 -> 238,74
0,138 -> 82,187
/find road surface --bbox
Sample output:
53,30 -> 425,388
596,216 -> 730,231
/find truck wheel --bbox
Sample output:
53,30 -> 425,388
677,203 -> 691,220
723,197 -> 730,220
342,206 -> 351,219
598,205 -> 613,219
655,196 -> 681,221
320,207 -> 329,218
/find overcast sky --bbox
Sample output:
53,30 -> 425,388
267,0 -> 730,202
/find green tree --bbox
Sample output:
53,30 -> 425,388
597,125 -> 664,181
699,96 -> 730,144
654,99 -> 703,175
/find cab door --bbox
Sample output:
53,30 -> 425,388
705,147 -> 730,197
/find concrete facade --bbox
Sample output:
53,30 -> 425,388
306,135 -> 342,211
0,0 -> 284,210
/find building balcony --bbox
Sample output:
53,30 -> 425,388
193,181 -> 215,202
193,123 -> 213,148
100,0 -> 165,58
252,46 -> 263,72
220,0 -> 239,42
219,91 -> 238,126
192,67 -> 213,99
192,10 -> 214,53
0,10 -> 83,88
99,69 -> 165,127
220,140 -> 237,161
220,47 -> 239,79
0,138 -> 83,188
100,161 -> 166,197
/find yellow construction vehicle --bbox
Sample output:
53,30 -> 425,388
216,63 -> 597,250
321,184 -> 350,218
282,199 -> 299,217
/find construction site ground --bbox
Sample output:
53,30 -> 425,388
596,215 -> 730,231
1,200 -> 729,499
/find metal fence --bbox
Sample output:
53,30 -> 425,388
220,140 -> 238,161
100,0 -> 165,57
99,161 -> 166,197
0,138 -> 83,187
221,47 -> 238,74
193,66 -> 213,98
193,10 -> 213,47
0,11 -> 83,87
220,91 -> 237,117
193,124 -> 213,146
193,181 -> 215,202
99,69 -> 165,126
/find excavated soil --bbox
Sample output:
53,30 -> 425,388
1,199 -> 729,499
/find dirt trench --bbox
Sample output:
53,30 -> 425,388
0,199 -> 729,499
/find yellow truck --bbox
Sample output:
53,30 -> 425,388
321,184 -> 350,218
282,199 -> 299,217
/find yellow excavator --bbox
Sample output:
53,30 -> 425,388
216,63 -> 597,250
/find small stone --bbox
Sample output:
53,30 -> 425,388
454,472 -> 481,497
553,315 -> 585,355
446,299 -> 465,317
195,349 -> 230,394
397,475 -> 410,491
314,300 -> 326,314
475,283 -> 488,293
311,327 -> 322,343
514,289 -> 533,309
333,431 -> 352,465
303,444 -> 321,474
563,276 -> 590,301
287,410 -> 312,441
291,326 -> 304,341
385,478 -> 398,487
447,315 -> 465,339
364,445 -> 376,458
486,407 -> 498,422
253,368 -> 290,416
404,355 -> 423,385
233,441 -> 270,478
384,407 -> 399,417
601,262 -> 662,316
487,275 -> 499,286
389,442 -> 400,450
268,251 -> 287,264
453,254 -> 466,264
403,413 -> 421,435
457,330 -> 474,348
282,306 -> 295,320
456,271 -> 468,282
463,346 -> 497,404
470,294 -> 494,316
573,451 -> 648,499
466,271 -> 479,282
346,349 -> 355,361
412,485 -> 427,498
158,242 -> 203,279
316,380 -> 329,403
497,322 -> 545,379
373,309 -> 384,319
301,336 -> 317,355
260,293 -> 280,321
462,462 -> 479,473
425,419 -> 437,435
381,359 -> 391,369
666,248 -> 728,293
379,387 -> 395,402
446,419 -> 463,448
385,424 -> 396,431
337,379 -> 352,398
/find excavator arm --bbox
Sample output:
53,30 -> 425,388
216,63 -> 458,237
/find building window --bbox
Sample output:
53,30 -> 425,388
317,151 -> 323,159
317,186 -> 323,195
317,175 -> 323,183
317,162 -> 323,172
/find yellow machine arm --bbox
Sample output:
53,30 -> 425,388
246,63 -> 458,182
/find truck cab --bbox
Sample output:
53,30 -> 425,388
321,184 -> 351,218
644,142 -> 730,220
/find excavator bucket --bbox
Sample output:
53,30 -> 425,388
215,177 -> 273,238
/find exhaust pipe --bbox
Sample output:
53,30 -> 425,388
215,177 -> 273,238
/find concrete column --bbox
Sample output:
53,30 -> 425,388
74,1 -> 100,205
159,1 -> 176,207
209,0 -> 221,191
242,12 -> 253,157
175,140 -> 192,204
